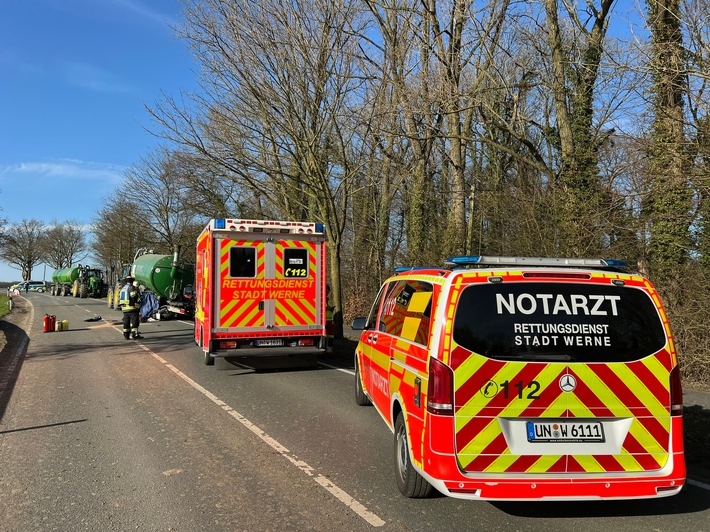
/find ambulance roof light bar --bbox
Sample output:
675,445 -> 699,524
444,255 -> 629,270
212,219 -> 325,235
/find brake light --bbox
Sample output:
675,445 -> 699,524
427,358 -> 454,415
670,365 -> 683,416
523,272 -> 591,279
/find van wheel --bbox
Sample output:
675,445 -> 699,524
354,356 -> 371,406
394,412 -> 433,498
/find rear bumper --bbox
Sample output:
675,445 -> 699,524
430,471 -> 685,500
210,346 -> 325,358
422,415 -> 686,500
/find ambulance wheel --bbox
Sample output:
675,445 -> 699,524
204,350 -> 214,366
394,412 -> 433,498
354,355 -> 371,406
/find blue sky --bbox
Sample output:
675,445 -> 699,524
0,0 -> 197,282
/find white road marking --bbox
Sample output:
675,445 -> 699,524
138,344 -> 385,527
687,478 -> 710,491
317,361 -> 355,376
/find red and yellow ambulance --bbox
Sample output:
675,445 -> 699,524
353,256 -> 685,500
195,219 -> 327,366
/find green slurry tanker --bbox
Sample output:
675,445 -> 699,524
51,264 -> 108,298
108,249 -> 195,319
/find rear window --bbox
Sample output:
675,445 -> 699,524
452,282 -> 666,363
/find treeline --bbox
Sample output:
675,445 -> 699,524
86,1 -> 710,385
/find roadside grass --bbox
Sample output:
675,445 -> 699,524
0,294 -> 10,320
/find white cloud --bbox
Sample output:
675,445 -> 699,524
0,159 -> 125,183
63,61 -> 137,94
111,0 -> 177,27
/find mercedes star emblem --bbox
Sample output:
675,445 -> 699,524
559,374 -> 577,393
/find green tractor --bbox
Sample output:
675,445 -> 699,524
51,264 -> 108,298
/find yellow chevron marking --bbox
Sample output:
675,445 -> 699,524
574,455 -> 605,473
457,417 -> 501,458
643,356 -> 671,395
572,365 -> 632,417
527,454 -> 564,473
627,419 -> 667,456
615,452 -> 644,472
483,451 -> 517,473
453,352 -> 487,394
612,364 -> 668,417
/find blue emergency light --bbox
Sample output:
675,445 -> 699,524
443,256 -> 629,269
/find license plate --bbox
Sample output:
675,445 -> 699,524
255,339 -> 284,347
526,421 -> 605,443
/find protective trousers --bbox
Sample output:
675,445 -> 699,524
122,309 -> 140,339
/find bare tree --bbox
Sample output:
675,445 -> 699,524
41,220 -> 88,269
122,147 -> 205,254
0,219 -> 45,280
150,0 -> 368,335
91,191 -> 153,286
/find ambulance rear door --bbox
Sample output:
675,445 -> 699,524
213,233 -> 324,334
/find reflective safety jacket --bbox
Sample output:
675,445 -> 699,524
119,284 -> 141,311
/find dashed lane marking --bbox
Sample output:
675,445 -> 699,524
136,343 -> 386,527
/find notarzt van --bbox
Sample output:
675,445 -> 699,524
352,256 -> 685,500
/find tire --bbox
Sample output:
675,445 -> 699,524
204,339 -> 215,365
394,412 -> 433,498
72,280 -> 80,297
354,355 -> 371,406
79,283 -> 88,298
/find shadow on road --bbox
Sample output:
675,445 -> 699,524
0,320 -> 29,421
493,484 -> 710,517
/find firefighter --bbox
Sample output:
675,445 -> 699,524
119,277 -> 143,340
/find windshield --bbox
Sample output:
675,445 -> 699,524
452,282 -> 666,363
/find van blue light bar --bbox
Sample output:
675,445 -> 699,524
395,266 -> 439,273
444,256 -> 629,269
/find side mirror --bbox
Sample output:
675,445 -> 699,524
351,317 -> 368,330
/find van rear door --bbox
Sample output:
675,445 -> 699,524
448,276 -> 674,476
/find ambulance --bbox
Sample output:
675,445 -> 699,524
352,256 -> 685,500
195,219 -> 327,366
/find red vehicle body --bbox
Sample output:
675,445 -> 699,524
195,219 -> 328,366
353,256 -> 686,500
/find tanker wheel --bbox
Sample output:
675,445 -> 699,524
79,283 -> 88,298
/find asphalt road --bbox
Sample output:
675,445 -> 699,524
1,293 -> 709,531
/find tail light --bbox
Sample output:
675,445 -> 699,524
427,358 -> 454,415
670,365 -> 683,416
